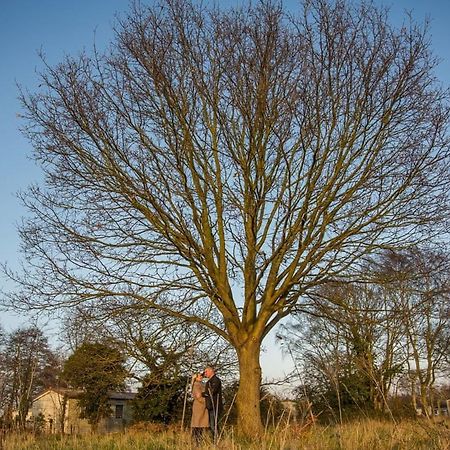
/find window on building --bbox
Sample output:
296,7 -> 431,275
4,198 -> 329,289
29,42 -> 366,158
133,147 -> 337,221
115,404 -> 124,419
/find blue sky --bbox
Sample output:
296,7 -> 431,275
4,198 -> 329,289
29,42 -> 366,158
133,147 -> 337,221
1,0 -> 449,380
0,0 -> 128,329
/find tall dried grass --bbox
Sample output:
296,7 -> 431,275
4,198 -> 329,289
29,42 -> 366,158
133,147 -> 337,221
2,418 -> 450,450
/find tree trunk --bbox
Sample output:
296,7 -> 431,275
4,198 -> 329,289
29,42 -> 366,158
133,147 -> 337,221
420,383 -> 432,418
411,377 -> 418,415
235,340 -> 262,437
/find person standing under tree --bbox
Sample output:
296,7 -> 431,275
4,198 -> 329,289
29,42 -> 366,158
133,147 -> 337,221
190,372 -> 209,443
203,366 -> 223,442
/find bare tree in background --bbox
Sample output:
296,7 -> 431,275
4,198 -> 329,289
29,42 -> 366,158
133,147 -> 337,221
378,249 -> 450,417
62,305 -> 237,383
279,281 -> 406,418
282,248 -> 450,419
0,327 -> 59,430
4,0 -> 450,435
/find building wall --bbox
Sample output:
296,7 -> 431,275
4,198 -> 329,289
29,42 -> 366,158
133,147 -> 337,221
29,390 -> 134,434
30,390 -> 67,433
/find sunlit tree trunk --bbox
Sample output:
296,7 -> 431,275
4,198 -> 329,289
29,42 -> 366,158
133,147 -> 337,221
235,339 -> 263,436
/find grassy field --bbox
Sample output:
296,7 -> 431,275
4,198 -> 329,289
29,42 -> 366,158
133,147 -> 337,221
2,418 -> 450,449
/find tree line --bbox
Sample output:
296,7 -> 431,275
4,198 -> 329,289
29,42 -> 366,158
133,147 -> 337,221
280,247 -> 450,420
2,245 -> 450,436
0,311 -> 235,433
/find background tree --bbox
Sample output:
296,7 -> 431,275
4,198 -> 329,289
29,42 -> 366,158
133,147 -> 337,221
5,0 -> 450,436
62,305 -> 237,425
279,282 -> 405,420
62,304 -> 237,383
62,342 -> 128,429
132,372 -> 186,424
377,248 -> 450,417
281,247 -> 450,420
0,326 -> 59,430
0,325 -> 8,432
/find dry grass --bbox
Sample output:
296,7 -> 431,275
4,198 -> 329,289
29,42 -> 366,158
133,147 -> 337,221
2,418 -> 450,449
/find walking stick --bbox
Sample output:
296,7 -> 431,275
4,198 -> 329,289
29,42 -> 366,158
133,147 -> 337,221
181,375 -> 191,431
180,346 -> 195,431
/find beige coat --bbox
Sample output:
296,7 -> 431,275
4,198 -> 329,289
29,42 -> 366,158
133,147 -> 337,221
190,381 -> 209,428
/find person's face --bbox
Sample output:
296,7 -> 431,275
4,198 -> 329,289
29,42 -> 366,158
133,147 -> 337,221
204,368 -> 213,378
196,374 -> 203,382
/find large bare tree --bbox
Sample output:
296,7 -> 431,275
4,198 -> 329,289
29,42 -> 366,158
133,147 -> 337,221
5,0 -> 450,435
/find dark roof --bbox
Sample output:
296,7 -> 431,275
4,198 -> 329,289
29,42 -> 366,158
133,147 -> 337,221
108,392 -> 136,400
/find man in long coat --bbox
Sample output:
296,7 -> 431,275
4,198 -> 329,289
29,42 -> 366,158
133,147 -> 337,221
203,366 -> 223,442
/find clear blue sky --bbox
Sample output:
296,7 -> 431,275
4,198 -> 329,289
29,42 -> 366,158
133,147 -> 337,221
1,0 -> 449,380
